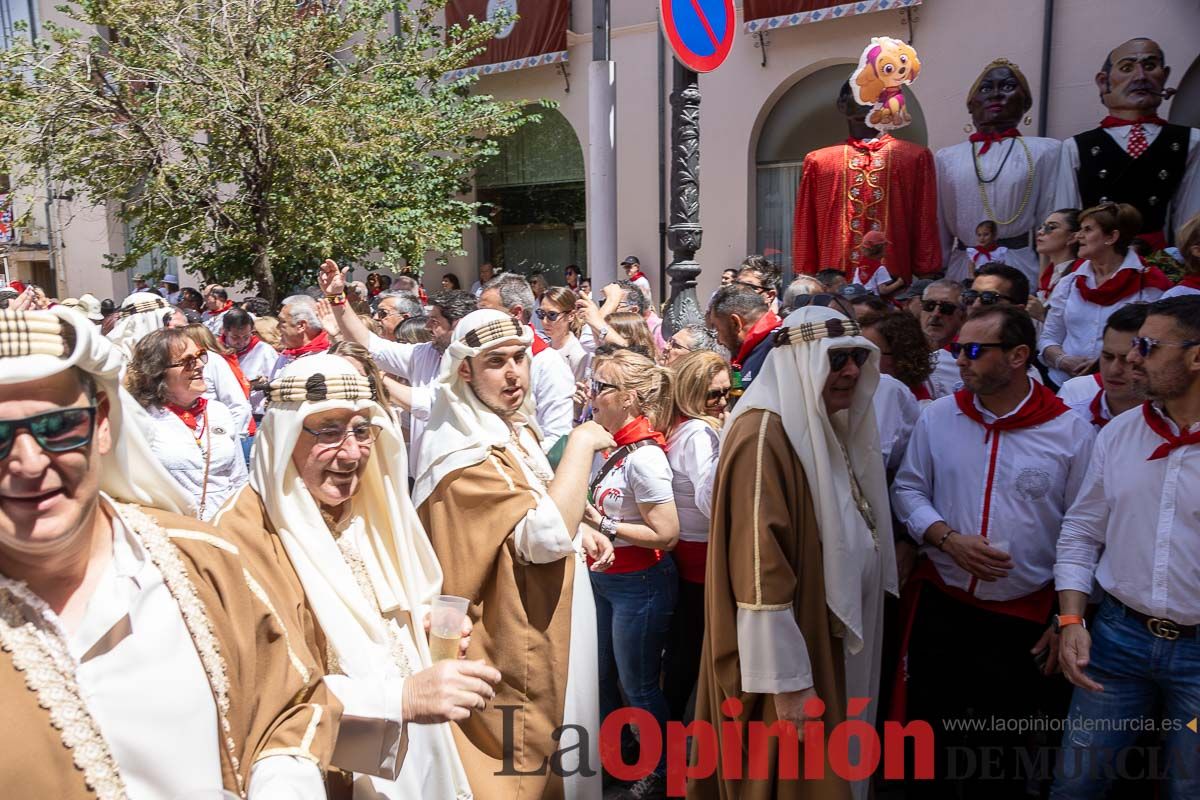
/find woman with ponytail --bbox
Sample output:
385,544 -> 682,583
584,347 -> 679,796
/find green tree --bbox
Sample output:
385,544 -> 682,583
0,0 -> 535,302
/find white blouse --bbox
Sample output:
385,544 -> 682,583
554,333 -> 591,383
666,418 -> 719,543
145,401 -> 248,520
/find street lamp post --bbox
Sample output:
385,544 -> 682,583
662,61 -> 704,337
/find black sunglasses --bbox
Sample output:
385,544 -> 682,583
1131,336 -> 1200,358
829,348 -> 870,372
535,308 -> 565,322
734,280 -> 767,294
590,378 -> 620,396
962,290 -> 1018,306
0,406 -> 98,460
706,387 -> 731,402
922,300 -> 962,315
949,341 -> 1007,360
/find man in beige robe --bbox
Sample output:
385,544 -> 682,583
413,310 -> 616,800
691,307 -> 899,800
0,308 -> 340,799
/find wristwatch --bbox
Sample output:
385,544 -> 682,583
1053,614 -> 1086,633
599,515 -> 618,542
598,326 -> 610,342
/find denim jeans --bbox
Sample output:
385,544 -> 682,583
591,555 -> 678,776
1052,595 -> 1200,799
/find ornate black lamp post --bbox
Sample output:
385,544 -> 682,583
662,62 -> 705,338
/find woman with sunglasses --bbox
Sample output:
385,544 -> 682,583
538,286 -> 589,381
1039,203 -> 1171,386
127,327 -> 248,520
1034,209 -> 1082,305
584,348 -> 679,797
662,350 -> 730,724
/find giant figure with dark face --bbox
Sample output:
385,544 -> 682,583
936,59 -> 1063,288
792,80 -> 941,284
1054,38 -> 1200,250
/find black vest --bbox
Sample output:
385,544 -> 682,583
1074,123 -> 1189,233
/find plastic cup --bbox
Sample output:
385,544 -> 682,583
428,595 -> 470,662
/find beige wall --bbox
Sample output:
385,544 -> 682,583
441,0 -> 1200,302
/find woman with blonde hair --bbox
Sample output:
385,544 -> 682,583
538,286 -> 589,381
584,347 -> 679,796
1163,212 -> 1200,298
662,349 -> 730,723
606,311 -> 656,360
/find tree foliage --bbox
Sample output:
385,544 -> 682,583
0,0 -> 537,301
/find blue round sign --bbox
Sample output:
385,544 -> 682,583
660,0 -> 735,73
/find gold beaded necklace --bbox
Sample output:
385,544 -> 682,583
973,136 -> 1035,227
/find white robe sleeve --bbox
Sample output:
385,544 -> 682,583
890,412 -> 944,543
514,490 -> 578,564
1054,136 -> 1082,211
248,755 -> 326,799
1054,433 -> 1110,595
736,606 -> 813,694
323,673 -> 406,780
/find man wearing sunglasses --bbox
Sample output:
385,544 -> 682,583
0,309 -> 341,797
692,306 -> 896,799
893,305 -> 1095,796
708,284 -> 781,397
372,291 -> 423,341
965,264 -> 1031,311
1054,296 -> 1200,798
919,279 -> 968,399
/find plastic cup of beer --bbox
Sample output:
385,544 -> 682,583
429,595 -> 470,662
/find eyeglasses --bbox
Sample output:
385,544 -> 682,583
590,378 -> 620,396
374,308 -> 400,320
302,422 -> 381,450
1131,336 -> 1200,358
961,290 -> 1018,306
667,337 -> 692,353
949,341 -> 1007,360
1038,222 -> 1062,234
0,406 -> 98,460
706,387 -> 731,402
735,280 -> 767,294
168,351 -> 209,371
922,300 -> 962,316
535,308 -> 566,322
828,348 -> 870,372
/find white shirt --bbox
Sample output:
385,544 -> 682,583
892,385 -> 1096,601
203,350 -> 252,437
0,499 -> 322,800
554,334 -> 591,383
145,402 -> 249,520
202,308 -> 231,336
630,274 -> 653,306
852,264 -> 894,294
1058,374 -> 1109,427
367,335 -> 443,472
1162,283 -> 1200,299
1054,124 -> 1200,236
936,137 -> 1063,285
531,345 -> 575,453
590,442 -> 674,551
923,347 -> 960,401
966,246 -> 1009,269
666,418 -> 719,542
874,373 -> 921,471
236,340 -> 280,416
1038,249 -> 1165,385
1055,403 -> 1200,625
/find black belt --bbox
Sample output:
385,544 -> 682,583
1110,596 -> 1198,640
955,232 -> 1030,251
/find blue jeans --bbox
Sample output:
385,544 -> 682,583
1052,595 -> 1200,799
591,555 -> 678,776
240,434 -> 254,466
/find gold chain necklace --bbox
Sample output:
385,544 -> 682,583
974,136 -> 1035,227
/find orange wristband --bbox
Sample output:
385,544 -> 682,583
1056,614 -> 1084,630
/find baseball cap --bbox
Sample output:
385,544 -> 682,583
78,293 -> 104,322
838,283 -> 870,301
862,230 -> 889,248
620,256 -> 640,266
896,278 -> 932,301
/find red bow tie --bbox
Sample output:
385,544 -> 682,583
969,128 -> 1021,155
1100,115 -> 1168,129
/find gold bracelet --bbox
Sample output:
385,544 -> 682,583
326,292 -> 346,306
934,529 -> 955,550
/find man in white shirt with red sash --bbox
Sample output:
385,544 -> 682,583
1057,303 -> 1147,429
892,305 -> 1095,798
1053,295 -> 1200,799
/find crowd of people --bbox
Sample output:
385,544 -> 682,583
1,35 -> 1200,800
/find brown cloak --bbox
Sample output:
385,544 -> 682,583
689,409 -> 851,800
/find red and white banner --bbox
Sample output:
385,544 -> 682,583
744,0 -> 922,33
446,0 -> 569,79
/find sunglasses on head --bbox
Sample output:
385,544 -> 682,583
828,348 -> 870,372
922,300 -> 962,315
961,290 -> 1017,306
1131,336 -> 1200,358
948,341 -> 1007,360
535,308 -> 565,322
0,406 -> 98,460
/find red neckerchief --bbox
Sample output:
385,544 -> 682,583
911,383 -> 932,402
953,382 -> 1069,442
1100,115 -> 1168,129
527,324 -> 549,356
1075,261 -> 1173,306
219,354 -> 256,435
610,415 -> 666,449
628,270 -> 647,283
1040,258 -> 1084,294
209,300 -> 233,316
1089,386 -> 1109,428
167,397 -> 208,431
846,134 -> 891,153
970,245 -> 998,265
281,329 -> 330,358
1143,403 -> 1200,461
1177,274 -> 1200,290
969,128 -> 1021,155
222,333 -> 263,358
731,310 -> 781,369
858,256 -> 885,283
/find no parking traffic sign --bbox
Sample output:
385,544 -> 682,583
659,0 -> 735,73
